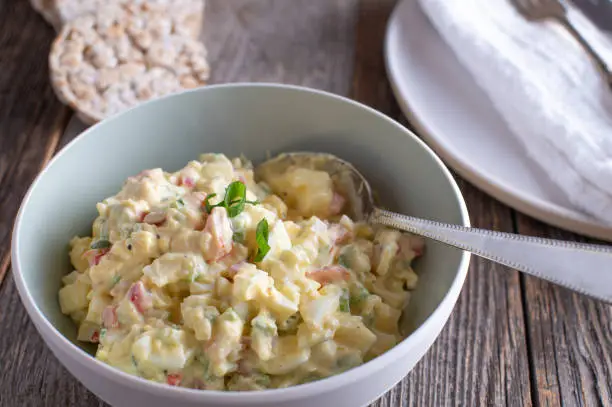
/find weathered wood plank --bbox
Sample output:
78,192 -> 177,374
0,276 -> 106,407
350,0 -> 404,119
515,214 -> 612,407
202,0 -> 357,95
0,0 -> 71,287
349,1 -> 532,406
0,0 -> 359,405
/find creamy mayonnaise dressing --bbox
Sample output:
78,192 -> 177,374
58,153 -> 423,390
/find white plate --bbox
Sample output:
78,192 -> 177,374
385,0 -> 612,241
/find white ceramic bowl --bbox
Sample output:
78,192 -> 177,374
12,84 -> 470,407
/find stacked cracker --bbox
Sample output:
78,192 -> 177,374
32,0 -> 208,124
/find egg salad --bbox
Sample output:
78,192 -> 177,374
58,153 -> 424,390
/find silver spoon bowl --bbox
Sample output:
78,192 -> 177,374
257,152 -> 612,304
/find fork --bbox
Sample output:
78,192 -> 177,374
510,0 -> 612,85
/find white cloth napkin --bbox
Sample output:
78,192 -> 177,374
418,0 -> 612,224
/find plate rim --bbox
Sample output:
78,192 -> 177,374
384,0 -> 612,241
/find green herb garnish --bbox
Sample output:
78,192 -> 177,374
232,231 -> 245,243
349,286 -> 369,307
110,275 -> 121,288
91,239 -> 111,250
338,253 -> 350,269
253,219 -> 270,262
170,198 -> 185,209
204,181 -> 258,218
339,288 -> 350,312
96,218 -> 109,241
203,193 -> 218,213
100,328 -> 107,339
338,246 -> 357,269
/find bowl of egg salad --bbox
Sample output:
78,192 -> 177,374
12,84 -> 470,407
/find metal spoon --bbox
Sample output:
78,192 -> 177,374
257,152 -> 612,304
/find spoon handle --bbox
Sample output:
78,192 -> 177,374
371,208 -> 612,304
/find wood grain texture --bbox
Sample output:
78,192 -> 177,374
350,0 -> 403,118
0,0 -> 358,406
350,2 -> 532,406
202,0 -> 357,95
0,276 -> 106,407
515,214 -> 612,407
0,0 -> 71,288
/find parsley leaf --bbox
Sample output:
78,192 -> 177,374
253,218 -> 270,262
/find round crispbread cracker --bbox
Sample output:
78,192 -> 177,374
32,0 -> 204,38
49,3 -> 210,124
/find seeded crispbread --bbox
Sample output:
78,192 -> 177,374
49,3 -> 210,124
31,0 -> 204,38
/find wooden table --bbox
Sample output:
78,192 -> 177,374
1,1 -> 611,406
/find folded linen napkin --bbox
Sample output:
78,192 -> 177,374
418,0 -> 612,224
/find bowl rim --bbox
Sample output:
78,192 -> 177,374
11,82 -> 471,403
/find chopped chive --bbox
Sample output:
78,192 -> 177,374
110,275 -> 121,287
339,288 -> 350,312
203,193 -> 218,213
171,198 -> 185,209
232,231 -> 245,243
253,219 -> 270,262
349,286 -> 369,307
91,239 -> 112,250
337,254 -> 349,269
183,271 -> 200,283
